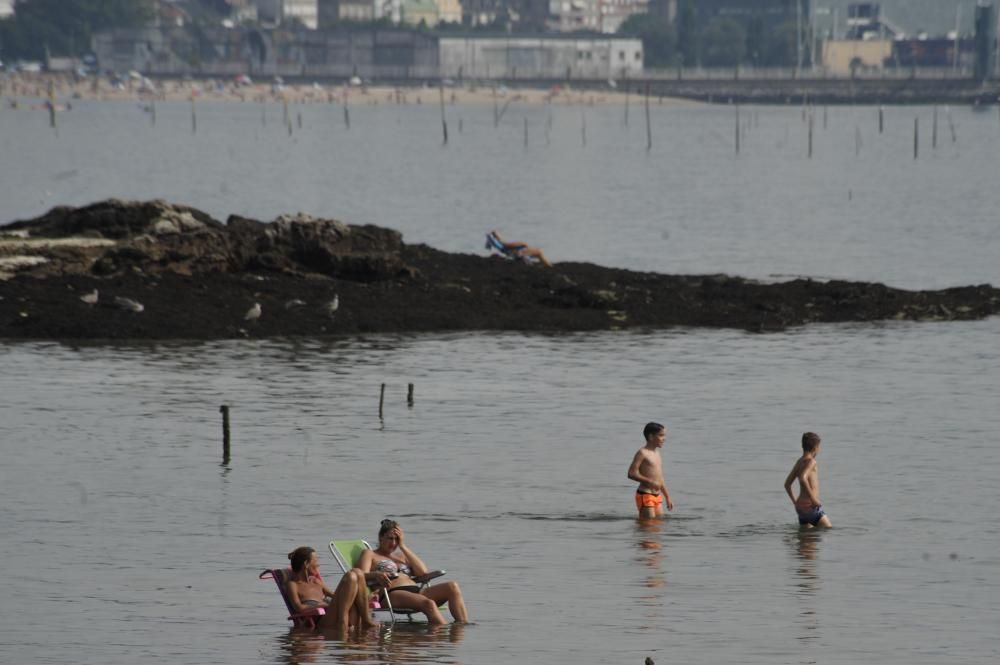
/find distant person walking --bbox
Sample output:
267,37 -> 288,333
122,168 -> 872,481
784,432 -> 832,528
628,422 -> 674,519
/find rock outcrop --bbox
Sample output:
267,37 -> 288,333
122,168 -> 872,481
1,199 -> 998,340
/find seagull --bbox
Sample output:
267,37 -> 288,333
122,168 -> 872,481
80,288 -> 99,305
244,302 -> 261,321
114,296 -> 144,313
323,294 -> 339,317
284,298 -> 307,310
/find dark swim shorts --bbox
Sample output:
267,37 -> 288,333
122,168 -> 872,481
797,505 -> 826,526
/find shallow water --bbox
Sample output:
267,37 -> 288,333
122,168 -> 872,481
2,93 -> 998,663
1,321 -> 998,664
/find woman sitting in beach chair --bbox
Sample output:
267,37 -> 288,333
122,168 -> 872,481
356,519 -> 469,624
485,230 -> 552,267
285,545 -> 378,632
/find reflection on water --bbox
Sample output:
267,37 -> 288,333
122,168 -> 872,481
786,529 -> 823,645
274,623 -> 466,665
634,518 -> 667,626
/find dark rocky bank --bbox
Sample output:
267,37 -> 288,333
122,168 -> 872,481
1,199 -> 997,341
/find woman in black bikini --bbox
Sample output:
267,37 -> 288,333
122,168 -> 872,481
357,519 -> 469,624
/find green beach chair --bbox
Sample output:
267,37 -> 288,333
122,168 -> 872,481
328,539 -> 446,623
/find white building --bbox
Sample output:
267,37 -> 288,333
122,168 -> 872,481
256,0 -> 319,28
438,36 -> 643,79
283,0 -> 319,28
548,0 -> 650,35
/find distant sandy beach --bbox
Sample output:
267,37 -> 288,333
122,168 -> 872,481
1,72 -> 699,107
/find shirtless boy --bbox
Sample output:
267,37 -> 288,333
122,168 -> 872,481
784,432 -> 832,528
628,422 -> 674,518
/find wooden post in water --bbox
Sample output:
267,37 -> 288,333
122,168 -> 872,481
823,105 -> 828,129
946,106 -> 957,143
932,106 -> 938,149
220,405 -> 231,463
855,126 -> 862,156
523,117 -> 528,148
492,85 -> 499,128
644,83 -> 652,151
878,105 -> 884,134
297,111 -> 302,129
343,90 -> 351,130
378,383 -> 385,419
151,98 -> 156,126
261,101 -> 267,127
623,76 -> 630,127
407,383 -> 414,407
913,116 -> 919,160
48,80 -> 56,129
808,110 -> 814,159
735,102 -> 740,155
190,96 -> 197,134
581,110 -> 587,147
439,82 -> 448,145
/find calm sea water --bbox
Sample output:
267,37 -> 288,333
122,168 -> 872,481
1,97 -> 998,664
1,97 -> 998,289
0,324 -> 998,664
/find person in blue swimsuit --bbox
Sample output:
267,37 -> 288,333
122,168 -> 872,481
784,432 -> 833,528
357,519 -> 469,624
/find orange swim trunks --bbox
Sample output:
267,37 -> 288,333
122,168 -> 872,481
635,491 -> 663,511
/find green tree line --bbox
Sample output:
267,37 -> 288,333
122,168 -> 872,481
0,0 -> 154,62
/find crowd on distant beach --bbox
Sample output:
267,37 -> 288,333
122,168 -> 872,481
0,70 -> 695,108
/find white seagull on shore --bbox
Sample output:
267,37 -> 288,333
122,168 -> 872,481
324,294 -> 339,317
244,302 -> 261,321
80,288 -> 99,305
114,296 -> 144,313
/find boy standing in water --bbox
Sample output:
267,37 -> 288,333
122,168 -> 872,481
628,422 -> 674,519
784,432 -> 833,528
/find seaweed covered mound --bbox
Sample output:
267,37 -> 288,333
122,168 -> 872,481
1,200 -> 997,340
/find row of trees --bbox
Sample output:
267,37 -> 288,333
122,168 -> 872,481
619,6 -> 808,69
0,0 -> 153,62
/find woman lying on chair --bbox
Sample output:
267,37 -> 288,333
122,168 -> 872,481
487,230 -> 552,267
286,546 -> 378,632
357,519 -> 469,624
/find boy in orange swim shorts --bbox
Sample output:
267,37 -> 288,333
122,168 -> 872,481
627,422 -> 674,519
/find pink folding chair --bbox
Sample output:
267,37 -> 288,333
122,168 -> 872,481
259,568 -> 326,629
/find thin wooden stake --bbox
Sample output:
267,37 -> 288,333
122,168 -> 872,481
191,97 -> 197,134
644,82 -> 652,151
913,116 -> 919,160
932,106 -> 938,149
220,405 -> 231,463
407,383 -> 414,407
735,103 -> 741,155
379,383 -> 385,419
439,82 -> 448,145
808,111 -> 814,159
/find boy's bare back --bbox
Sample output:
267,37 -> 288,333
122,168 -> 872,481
784,432 -> 831,528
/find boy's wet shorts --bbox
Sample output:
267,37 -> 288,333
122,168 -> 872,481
635,492 -> 663,511
797,505 -> 826,526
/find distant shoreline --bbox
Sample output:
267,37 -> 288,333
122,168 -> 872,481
4,71 -> 999,107
0,72 -> 698,107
